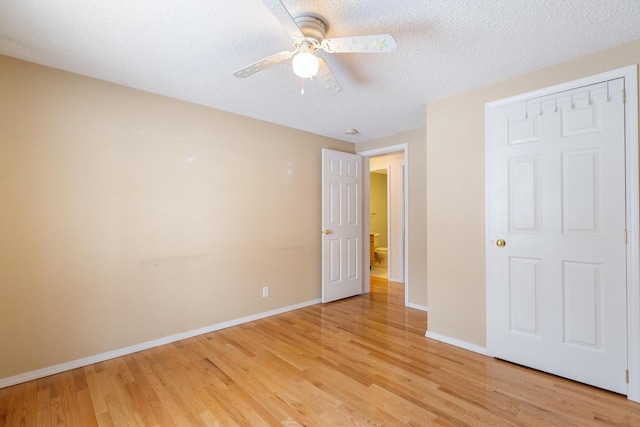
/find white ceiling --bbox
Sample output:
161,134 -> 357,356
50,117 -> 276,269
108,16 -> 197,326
1,1 -> 640,143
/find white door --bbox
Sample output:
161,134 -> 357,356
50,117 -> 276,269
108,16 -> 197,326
322,149 -> 363,303
487,79 -> 627,394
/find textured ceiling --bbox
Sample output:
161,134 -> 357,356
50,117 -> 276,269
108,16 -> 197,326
1,1 -> 640,142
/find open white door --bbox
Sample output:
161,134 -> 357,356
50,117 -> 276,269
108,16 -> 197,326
322,149 -> 363,303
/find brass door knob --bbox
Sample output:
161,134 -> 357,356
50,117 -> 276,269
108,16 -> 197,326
496,239 -> 506,248
325,229 -> 332,235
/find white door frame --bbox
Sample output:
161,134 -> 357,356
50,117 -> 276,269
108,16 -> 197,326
485,65 -> 639,402
363,157 -> 370,293
357,144 -> 410,306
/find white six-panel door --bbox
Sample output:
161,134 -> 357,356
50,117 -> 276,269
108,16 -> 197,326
322,149 -> 363,303
487,79 -> 628,394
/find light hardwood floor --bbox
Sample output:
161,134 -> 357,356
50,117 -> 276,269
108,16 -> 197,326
1,277 -> 639,426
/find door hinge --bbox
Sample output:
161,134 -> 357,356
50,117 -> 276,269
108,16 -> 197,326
624,229 -> 628,244
622,89 -> 627,104
626,369 -> 629,384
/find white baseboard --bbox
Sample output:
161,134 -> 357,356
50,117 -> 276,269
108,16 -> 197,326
425,331 -> 487,355
0,298 -> 321,389
406,302 -> 428,312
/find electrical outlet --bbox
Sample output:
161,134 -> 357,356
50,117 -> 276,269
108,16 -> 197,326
262,286 -> 269,298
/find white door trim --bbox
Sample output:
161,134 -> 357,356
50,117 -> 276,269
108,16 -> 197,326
485,65 -> 639,402
357,143 -> 410,307
363,157 -> 371,293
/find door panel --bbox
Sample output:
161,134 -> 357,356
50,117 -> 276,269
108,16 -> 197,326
322,149 -> 363,303
487,79 -> 627,394
509,257 -> 540,335
563,150 -> 600,233
509,157 -> 540,233
563,261 -> 601,349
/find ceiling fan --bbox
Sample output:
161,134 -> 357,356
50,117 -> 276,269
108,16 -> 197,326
233,0 -> 397,92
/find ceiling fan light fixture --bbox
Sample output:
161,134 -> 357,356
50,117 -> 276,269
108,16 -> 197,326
292,51 -> 319,79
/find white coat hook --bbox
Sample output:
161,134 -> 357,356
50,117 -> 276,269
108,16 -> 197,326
539,101 -> 543,116
524,99 -> 529,119
588,90 -> 593,105
570,93 -> 575,109
606,80 -> 611,101
554,97 -> 558,113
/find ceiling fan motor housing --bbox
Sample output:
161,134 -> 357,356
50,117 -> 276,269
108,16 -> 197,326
294,16 -> 326,45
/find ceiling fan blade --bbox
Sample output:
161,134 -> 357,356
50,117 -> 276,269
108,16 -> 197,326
321,34 -> 397,53
233,50 -> 295,78
314,57 -> 342,93
260,0 -> 304,40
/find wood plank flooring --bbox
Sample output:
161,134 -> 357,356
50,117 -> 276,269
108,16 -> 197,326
1,277 -> 639,426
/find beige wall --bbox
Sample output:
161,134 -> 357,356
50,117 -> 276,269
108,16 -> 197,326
426,39 -> 640,347
0,55 -> 353,379
356,127 -> 427,307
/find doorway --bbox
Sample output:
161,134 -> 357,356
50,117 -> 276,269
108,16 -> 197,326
370,167 -> 388,279
358,144 -> 408,301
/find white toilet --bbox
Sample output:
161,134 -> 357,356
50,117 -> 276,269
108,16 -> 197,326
373,233 -> 388,268
374,247 -> 388,268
